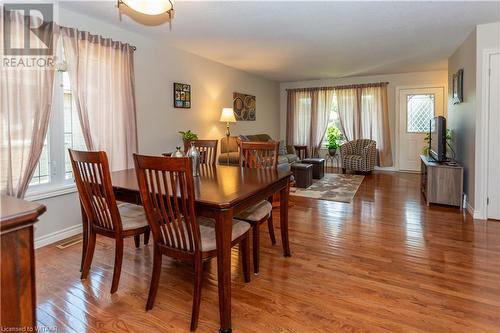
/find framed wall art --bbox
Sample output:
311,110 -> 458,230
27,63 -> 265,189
452,69 -> 463,104
233,92 -> 256,121
174,82 -> 191,108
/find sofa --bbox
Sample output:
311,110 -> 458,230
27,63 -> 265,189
218,134 -> 299,170
340,139 -> 377,173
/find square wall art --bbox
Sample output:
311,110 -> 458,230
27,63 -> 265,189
233,92 -> 256,121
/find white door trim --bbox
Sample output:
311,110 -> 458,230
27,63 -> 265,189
395,84 -> 447,171
475,48 -> 500,220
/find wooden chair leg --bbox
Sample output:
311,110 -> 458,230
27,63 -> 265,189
342,168 -> 346,174
80,205 -> 88,272
134,235 -> 140,248
146,248 -> 162,311
81,230 -> 96,280
267,213 -> 276,245
252,225 -> 260,274
110,238 -> 124,294
144,229 -> 150,245
241,235 -> 251,283
190,258 -> 203,331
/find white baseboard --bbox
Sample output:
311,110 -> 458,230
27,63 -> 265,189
375,166 -> 397,172
465,201 -> 484,219
35,224 -> 82,249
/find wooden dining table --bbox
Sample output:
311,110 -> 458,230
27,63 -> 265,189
82,164 -> 292,332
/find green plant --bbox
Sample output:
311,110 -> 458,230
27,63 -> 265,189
326,126 -> 343,150
179,130 -> 198,141
423,129 -> 452,155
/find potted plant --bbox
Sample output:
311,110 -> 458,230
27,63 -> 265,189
179,130 -> 199,149
179,130 -> 198,141
326,126 -> 343,156
423,129 -> 452,156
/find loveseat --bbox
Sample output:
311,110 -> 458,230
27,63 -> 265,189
218,134 -> 299,169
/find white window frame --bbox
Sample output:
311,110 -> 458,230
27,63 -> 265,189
25,67 -> 79,201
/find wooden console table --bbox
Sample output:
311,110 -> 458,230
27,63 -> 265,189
420,155 -> 464,209
1,195 -> 46,330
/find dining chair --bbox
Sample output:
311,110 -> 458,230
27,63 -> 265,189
236,140 -> 279,274
133,154 -> 251,331
183,139 -> 218,166
69,149 -> 150,294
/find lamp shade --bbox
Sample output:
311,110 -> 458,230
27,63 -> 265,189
219,108 -> 237,123
120,0 -> 173,16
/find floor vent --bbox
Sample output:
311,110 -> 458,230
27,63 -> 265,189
56,237 -> 82,250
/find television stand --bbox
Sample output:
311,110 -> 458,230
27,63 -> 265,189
420,155 -> 464,210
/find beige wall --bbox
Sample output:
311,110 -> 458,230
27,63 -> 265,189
33,7 -> 280,245
448,29 -> 477,209
279,70 -> 448,168
59,8 -> 280,156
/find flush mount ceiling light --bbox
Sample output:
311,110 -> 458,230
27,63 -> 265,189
117,0 -> 174,16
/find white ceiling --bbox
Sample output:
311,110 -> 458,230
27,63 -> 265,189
60,1 -> 500,82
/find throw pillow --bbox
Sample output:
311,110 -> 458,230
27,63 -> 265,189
278,140 -> 287,155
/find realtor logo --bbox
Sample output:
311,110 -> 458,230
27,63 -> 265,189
3,3 -> 54,56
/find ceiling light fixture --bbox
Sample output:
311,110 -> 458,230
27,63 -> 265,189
117,0 -> 174,17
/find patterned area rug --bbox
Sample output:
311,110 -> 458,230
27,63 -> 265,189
290,173 -> 364,203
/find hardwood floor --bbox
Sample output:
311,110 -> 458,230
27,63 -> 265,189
35,171 -> 500,332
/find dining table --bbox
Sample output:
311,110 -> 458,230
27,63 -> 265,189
81,164 -> 292,332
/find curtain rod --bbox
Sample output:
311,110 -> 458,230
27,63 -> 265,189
286,82 -> 389,92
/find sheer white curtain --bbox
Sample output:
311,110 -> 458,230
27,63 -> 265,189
286,88 -> 334,157
335,88 -> 359,141
311,89 -> 334,156
61,28 -> 137,171
361,86 -> 393,166
334,84 -> 393,167
0,11 -> 58,197
287,90 -> 312,147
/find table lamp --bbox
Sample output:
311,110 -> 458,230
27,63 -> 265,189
219,108 -> 237,165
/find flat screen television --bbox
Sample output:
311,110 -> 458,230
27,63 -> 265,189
429,116 -> 447,162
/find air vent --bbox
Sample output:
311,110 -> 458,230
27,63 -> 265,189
56,237 -> 82,249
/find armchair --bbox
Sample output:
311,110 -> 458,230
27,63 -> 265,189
340,139 -> 377,173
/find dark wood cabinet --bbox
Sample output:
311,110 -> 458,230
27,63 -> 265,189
1,195 -> 46,330
420,155 -> 464,209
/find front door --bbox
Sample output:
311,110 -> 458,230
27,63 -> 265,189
398,87 -> 444,172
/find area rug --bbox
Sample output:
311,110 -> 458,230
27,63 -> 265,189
290,173 -> 364,203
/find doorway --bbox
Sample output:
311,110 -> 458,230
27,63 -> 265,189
398,87 -> 445,172
487,52 -> 500,220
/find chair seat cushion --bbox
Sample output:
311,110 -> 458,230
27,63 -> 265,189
344,155 -> 363,165
235,200 -> 272,222
198,217 -> 250,252
118,203 -> 148,230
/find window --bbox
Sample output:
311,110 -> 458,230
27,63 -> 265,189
406,94 -> 435,133
322,94 -> 341,147
28,57 -> 86,193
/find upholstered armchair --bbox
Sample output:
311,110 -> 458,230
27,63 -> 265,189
340,139 -> 377,173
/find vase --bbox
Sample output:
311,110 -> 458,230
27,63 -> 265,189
328,148 -> 337,157
187,142 -> 200,177
173,146 -> 184,157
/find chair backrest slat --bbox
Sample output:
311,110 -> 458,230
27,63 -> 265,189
69,150 -> 122,233
134,154 -> 200,253
239,141 -> 279,170
183,139 -> 218,166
